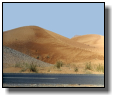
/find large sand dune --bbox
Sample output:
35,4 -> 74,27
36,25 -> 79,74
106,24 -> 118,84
3,26 -> 104,64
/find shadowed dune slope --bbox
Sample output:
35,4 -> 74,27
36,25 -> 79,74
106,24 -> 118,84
3,26 -> 104,64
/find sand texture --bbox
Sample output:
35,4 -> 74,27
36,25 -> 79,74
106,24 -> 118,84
3,26 -> 104,65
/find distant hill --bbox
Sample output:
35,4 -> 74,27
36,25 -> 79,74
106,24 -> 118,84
71,34 -> 104,54
71,34 -> 104,46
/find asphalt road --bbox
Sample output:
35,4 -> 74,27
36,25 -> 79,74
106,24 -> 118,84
3,73 -> 104,85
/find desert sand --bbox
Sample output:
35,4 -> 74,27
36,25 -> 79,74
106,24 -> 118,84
3,26 -> 104,74
3,26 -> 104,63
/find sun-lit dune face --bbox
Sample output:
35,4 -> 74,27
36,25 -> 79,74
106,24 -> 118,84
3,26 -> 104,64
71,34 -> 104,46
71,34 -> 104,55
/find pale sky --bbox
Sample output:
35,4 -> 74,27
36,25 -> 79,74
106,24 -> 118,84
3,3 -> 104,38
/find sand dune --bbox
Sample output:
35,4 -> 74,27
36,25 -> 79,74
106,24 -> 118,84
71,34 -> 104,46
3,26 -> 104,64
71,34 -> 104,55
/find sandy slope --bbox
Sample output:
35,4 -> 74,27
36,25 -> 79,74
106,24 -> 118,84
71,34 -> 104,55
3,26 -> 104,64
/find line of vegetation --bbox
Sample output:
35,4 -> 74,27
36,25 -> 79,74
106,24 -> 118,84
14,62 -> 39,73
85,62 -> 104,73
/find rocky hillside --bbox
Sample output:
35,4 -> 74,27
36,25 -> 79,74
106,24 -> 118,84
3,46 -> 53,67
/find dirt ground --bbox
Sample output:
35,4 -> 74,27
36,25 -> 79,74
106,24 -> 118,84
3,62 -> 104,74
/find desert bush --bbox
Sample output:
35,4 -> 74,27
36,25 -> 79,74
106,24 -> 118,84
96,64 -> 104,73
85,62 -> 92,70
55,61 -> 63,69
74,67 -> 78,73
15,62 -> 39,73
29,63 -> 38,73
